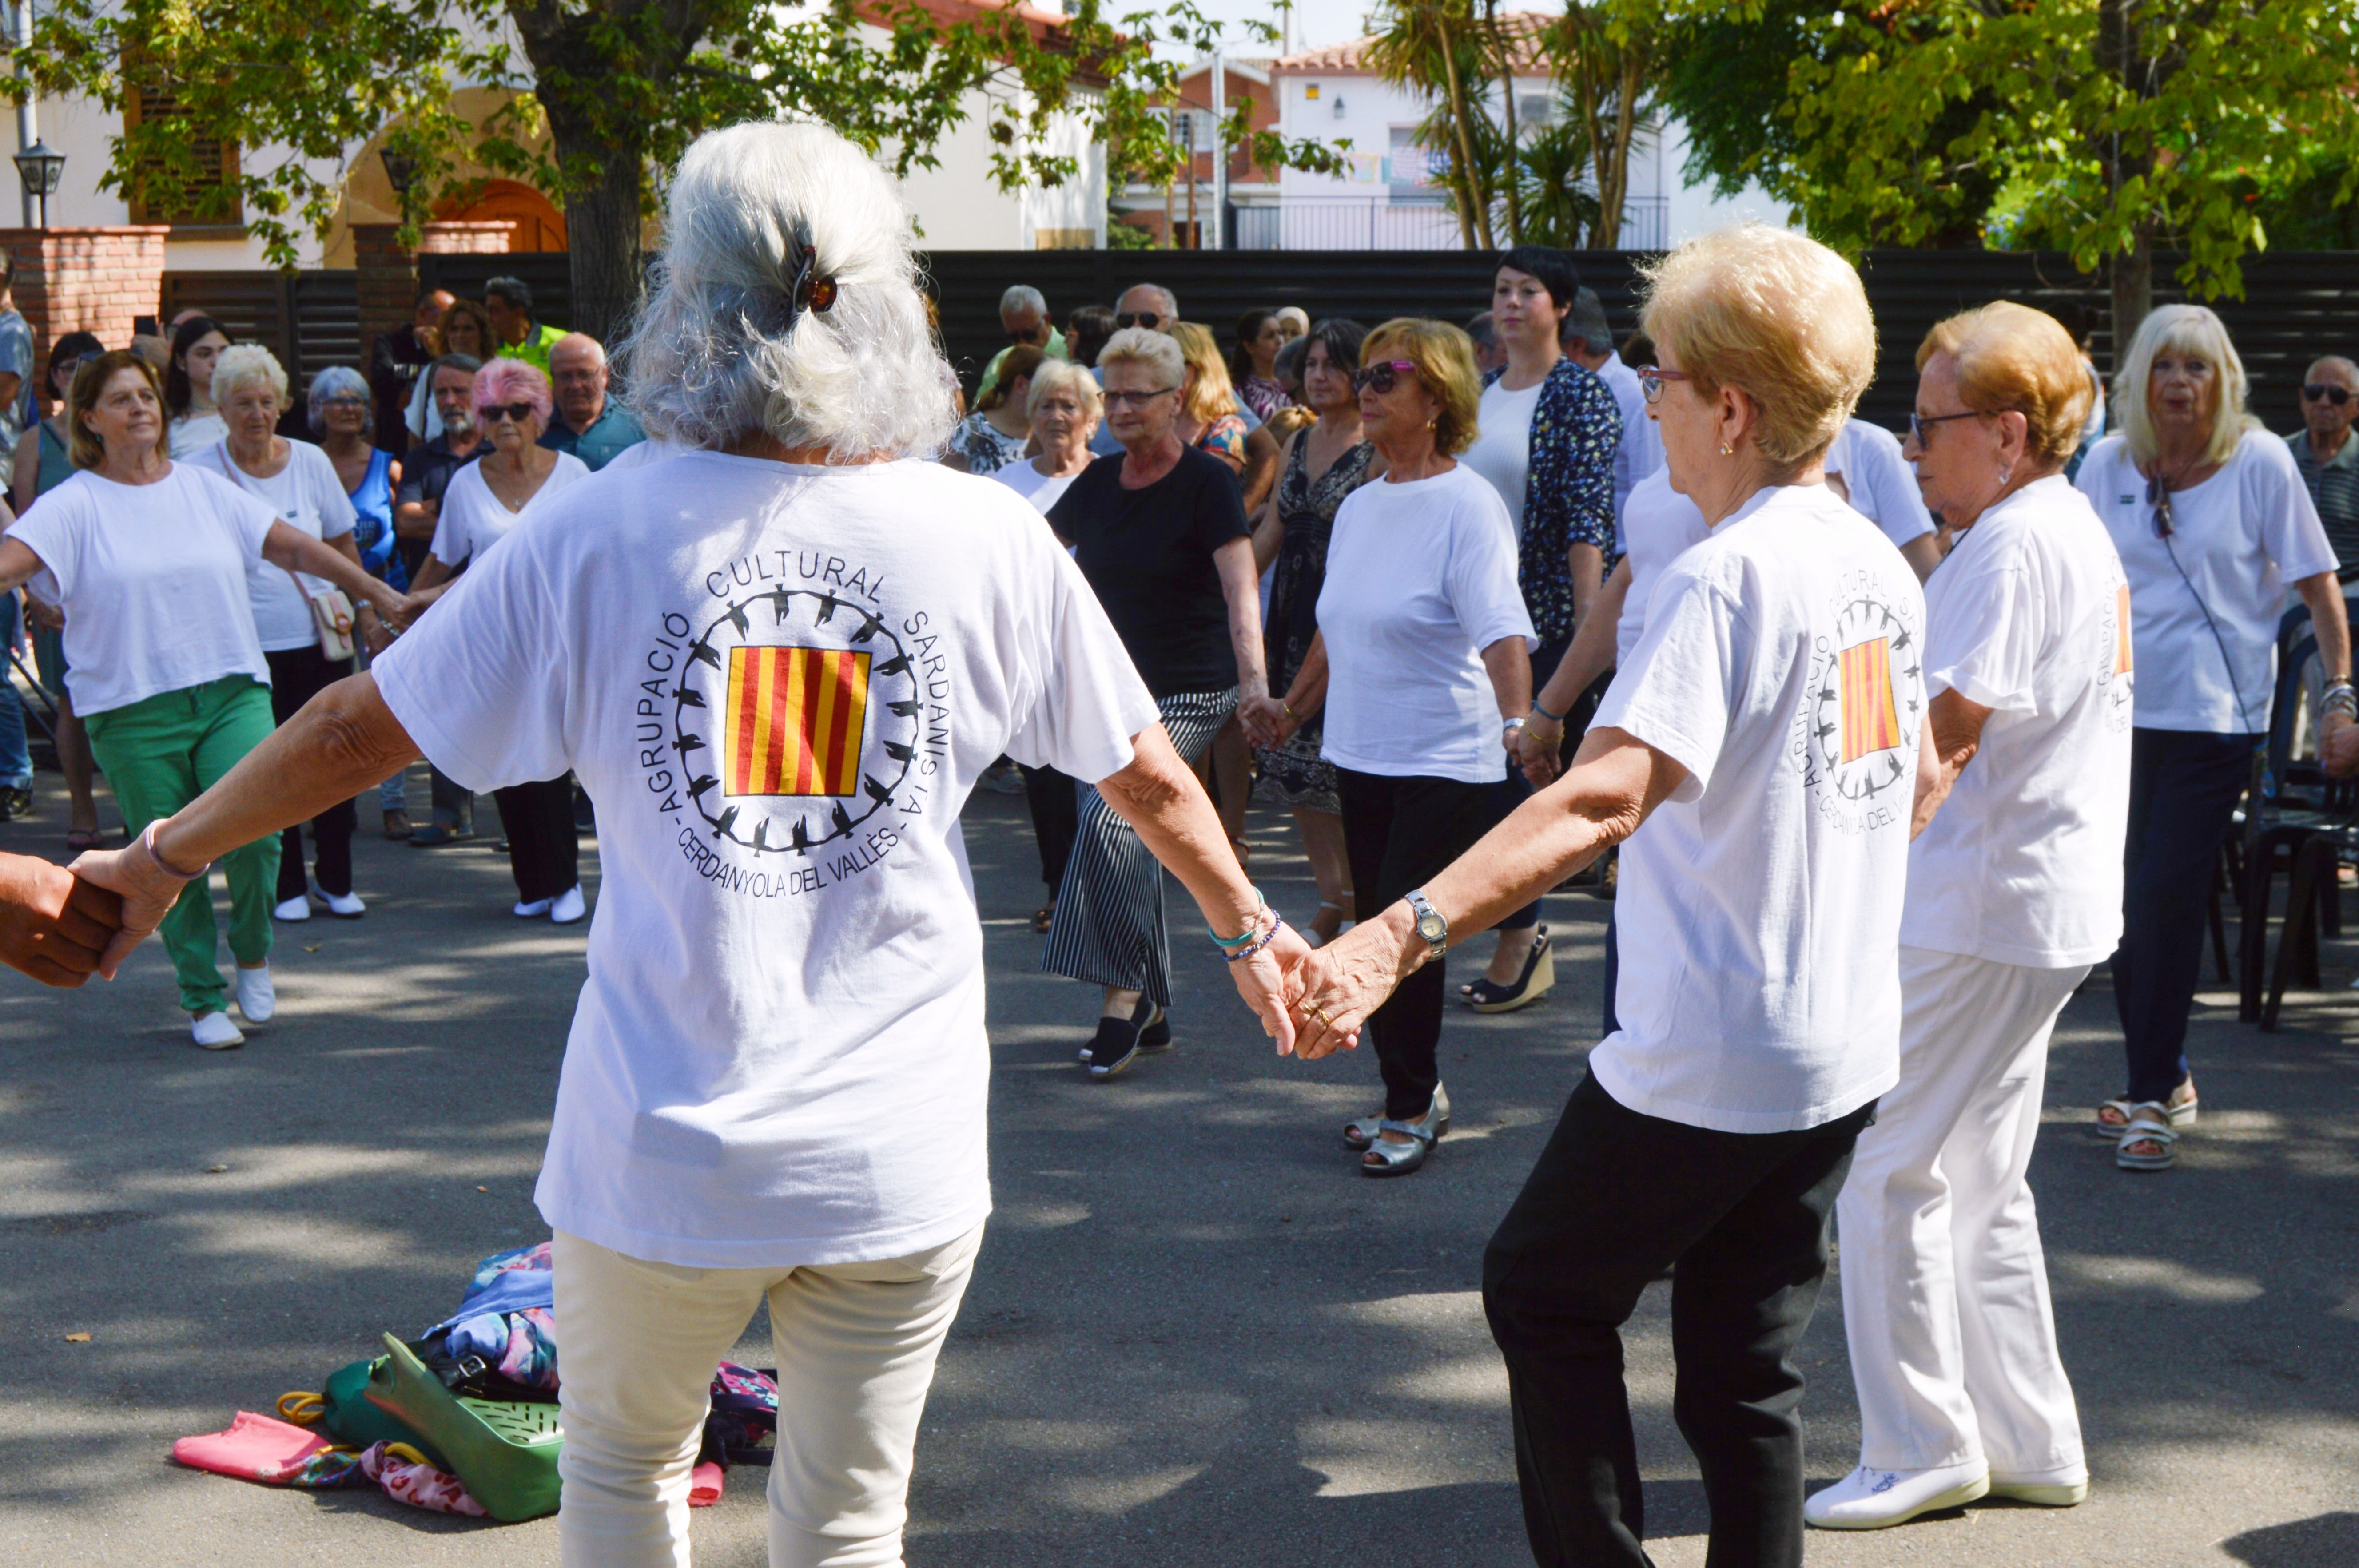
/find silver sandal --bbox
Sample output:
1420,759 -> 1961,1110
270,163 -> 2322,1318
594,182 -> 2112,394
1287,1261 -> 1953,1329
1344,1084 -> 1450,1151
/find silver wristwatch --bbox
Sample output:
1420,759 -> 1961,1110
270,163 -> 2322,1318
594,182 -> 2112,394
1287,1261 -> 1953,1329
1404,888 -> 1448,961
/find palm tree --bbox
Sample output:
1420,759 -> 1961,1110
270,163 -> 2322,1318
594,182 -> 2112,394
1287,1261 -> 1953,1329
1366,0 -> 1496,248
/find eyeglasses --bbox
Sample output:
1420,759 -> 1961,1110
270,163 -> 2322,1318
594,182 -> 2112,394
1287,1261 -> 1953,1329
1907,409 -> 1986,444
479,402 -> 535,425
1101,386 -> 1177,409
2303,383 -> 2352,405
1115,311 -> 1162,331
1352,360 -> 1420,395
320,395 -> 370,411
1637,366 -> 1692,404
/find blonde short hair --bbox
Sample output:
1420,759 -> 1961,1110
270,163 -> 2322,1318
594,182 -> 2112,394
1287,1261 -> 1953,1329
1915,302 -> 2094,469
1095,326 -> 1184,389
211,343 -> 289,412
2113,303 -> 2256,469
1027,358 -> 1102,424
1169,322 -> 1239,425
1639,223 -> 1876,467
1362,317 -> 1483,457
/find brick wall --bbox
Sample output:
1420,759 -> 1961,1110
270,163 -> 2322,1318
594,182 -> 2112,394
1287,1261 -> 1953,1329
0,226 -> 170,373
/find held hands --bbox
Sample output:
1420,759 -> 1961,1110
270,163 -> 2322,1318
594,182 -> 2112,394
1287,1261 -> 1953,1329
1237,694 -> 1297,750
1225,917 -> 1313,1056
68,826 -> 200,979
1519,716 -> 1567,787
24,596 -> 62,633
2323,708 -> 2359,778
1281,903 -> 1416,1061
0,853 -> 122,987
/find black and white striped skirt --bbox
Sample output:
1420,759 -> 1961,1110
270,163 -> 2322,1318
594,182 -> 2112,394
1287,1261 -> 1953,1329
1039,687 -> 1239,1008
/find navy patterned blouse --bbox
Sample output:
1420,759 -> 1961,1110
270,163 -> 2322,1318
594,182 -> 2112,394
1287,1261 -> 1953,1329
1487,357 -> 1620,644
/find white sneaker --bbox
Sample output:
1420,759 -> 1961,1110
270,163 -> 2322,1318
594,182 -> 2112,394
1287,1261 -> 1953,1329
234,965 -> 275,1024
1805,1462 -> 1988,1529
513,897 -> 553,918
271,895 -> 312,922
310,878 -> 366,919
1988,1466 -> 2088,1507
190,1010 -> 245,1050
549,885 -> 587,925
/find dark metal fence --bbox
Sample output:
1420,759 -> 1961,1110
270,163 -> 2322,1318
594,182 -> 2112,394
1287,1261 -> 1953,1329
165,247 -> 2359,438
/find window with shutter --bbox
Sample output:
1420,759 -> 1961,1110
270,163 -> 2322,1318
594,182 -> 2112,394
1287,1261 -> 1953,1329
123,80 -> 242,229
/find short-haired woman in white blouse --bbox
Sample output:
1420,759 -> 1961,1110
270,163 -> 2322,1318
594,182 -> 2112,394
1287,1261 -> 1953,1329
1287,226 -> 1922,1566
408,357 -> 593,923
1807,302 -> 2132,1530
184,344 -> 373,923
0,349 -> 406,1048
72,120 -> 1301,1568
2074,305 -> 2353,1169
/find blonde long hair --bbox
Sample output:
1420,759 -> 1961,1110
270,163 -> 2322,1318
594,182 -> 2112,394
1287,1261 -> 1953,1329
1169,322 -> 1240,426
2112,303 -> 2257,468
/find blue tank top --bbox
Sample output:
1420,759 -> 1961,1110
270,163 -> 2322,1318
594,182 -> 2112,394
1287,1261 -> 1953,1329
346,448 -> 404,590
32,419 -> 70,498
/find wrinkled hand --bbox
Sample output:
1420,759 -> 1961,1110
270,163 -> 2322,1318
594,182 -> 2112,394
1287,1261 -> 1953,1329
69,835 -> 195,979
1226,917 -> 1313,1056
360,613 -> 395,656
1519,720 -> 1567,787
2324,709 -> 2359,779
371,585 -> 419,635
1284,906 -> 1414,1060
1237,694 -> 1295,750
0,853 -> 121,987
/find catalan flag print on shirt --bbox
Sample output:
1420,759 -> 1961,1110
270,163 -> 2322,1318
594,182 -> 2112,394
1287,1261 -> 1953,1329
725,645 -> 872,797
1838,636 -> 1903,764
2115,583 -> 2135,676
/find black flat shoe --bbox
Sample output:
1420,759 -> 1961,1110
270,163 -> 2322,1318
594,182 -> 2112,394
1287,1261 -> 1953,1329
1135,992 -> 1171,1052
1081,1013 -> 1144,1079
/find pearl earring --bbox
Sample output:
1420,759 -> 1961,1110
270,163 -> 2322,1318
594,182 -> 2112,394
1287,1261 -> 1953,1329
1719,441 -> 1733,456
2000,463 -> 2013,484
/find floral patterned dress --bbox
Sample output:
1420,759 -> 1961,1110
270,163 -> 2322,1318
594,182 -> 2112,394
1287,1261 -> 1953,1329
1193,412 -> 1249,469
1254,431 -> 1378,813
951,411 -> 1028,475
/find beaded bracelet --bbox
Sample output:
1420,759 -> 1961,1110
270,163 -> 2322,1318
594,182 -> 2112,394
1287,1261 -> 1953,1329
1207,888 -> 1269,951
1224,910 -> 1289,964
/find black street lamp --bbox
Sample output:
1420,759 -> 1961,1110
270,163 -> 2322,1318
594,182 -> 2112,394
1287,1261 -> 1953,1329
379,143 -> 417,207
12,138 -> 61,228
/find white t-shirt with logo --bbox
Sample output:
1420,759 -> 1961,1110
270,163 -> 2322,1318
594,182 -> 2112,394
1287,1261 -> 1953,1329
1464,378 -> 1544,536
184,440 -> 358,652
372,454 -> 1158,1269
1614,467 -> 1711,669
1591,483 -> 1924,1133
429,450 -> 591,569
1826,419 -> 1936,550
1318,463 -> 1534,784
2076,430 -> 2337,734
1902,475 -> 2133,968
11,465 -> 275,717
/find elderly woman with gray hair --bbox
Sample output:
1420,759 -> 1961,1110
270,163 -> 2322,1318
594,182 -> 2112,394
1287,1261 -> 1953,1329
2074,304 -> 2351,1170
310,363 -> 412,834
1286,225 -> 1924,1567
184,345 -> 373,923
71,120 -> 1302,1566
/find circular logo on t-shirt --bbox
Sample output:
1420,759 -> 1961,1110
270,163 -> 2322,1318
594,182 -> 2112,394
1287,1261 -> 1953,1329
1797,576 -> 1924,831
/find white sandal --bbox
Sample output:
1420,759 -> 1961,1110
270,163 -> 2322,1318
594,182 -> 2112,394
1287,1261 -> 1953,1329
2115,1104 -> 2178,1171
2093,1087 -> 2196,1138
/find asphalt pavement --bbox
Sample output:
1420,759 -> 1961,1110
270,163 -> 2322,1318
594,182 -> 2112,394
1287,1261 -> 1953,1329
0,769 -> 2354,1566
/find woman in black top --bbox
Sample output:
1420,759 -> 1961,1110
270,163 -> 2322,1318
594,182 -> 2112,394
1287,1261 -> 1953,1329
1044,327 -> 1268,1079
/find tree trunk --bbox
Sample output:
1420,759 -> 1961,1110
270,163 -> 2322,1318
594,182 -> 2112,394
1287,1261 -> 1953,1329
1488,0 -> 1521,245
1437,18 -> 1492,250
2110,228 -> 2153,368
2096,0 -> 2153,363
556,137 -> 644,344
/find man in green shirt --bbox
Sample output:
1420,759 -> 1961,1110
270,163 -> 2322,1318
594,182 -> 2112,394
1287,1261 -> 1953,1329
485,275 -> 567,376
975,283 -> 1066,401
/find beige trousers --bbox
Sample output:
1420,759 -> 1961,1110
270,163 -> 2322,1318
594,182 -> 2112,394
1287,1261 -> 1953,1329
552,1223 -> 983,1568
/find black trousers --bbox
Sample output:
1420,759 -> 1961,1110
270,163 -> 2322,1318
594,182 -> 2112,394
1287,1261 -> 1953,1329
1483,1072 -> 1875,1568
1335,767 -> 1498,1119
494,776 -> 580,904
264,644 -> 356,899
1497,644 -> 1611,934
2112,726 -> 2255,1104
1019,762 -> 1078,895
1601,907 -> 1620,1036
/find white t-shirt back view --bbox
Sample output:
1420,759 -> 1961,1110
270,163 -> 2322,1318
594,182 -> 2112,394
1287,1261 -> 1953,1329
11,464 -> 276,717
372,454 -> 1159,1269
184,440 -> 359,653
1826,419 -> 1937,550
1592,483 -> 1924,1133
1318,463 -> 1534,784
2076,429 -> 2337,734
429,450 -> 592,569
1903,475 -> 2133,968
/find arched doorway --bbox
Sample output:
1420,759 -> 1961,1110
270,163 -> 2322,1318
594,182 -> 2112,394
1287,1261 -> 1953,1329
438,180 -> 568,252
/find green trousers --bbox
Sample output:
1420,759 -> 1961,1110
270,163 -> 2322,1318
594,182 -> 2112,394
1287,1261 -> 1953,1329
84,675 -> 279,1015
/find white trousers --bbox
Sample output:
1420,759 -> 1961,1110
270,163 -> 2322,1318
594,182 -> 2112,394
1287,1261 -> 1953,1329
1836,946 -> 2087,1477
552,1224 -> 983,1568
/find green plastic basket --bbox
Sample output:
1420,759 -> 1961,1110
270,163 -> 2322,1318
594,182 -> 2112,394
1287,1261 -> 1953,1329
362,1333 -> 564,1522
320,1357 -> 446,1469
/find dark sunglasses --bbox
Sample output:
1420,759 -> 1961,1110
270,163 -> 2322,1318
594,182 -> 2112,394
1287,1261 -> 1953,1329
1007,323 -> 1049,344
2146,475 -> 2176,539
1352,359 -> 1420,395
479,402 -> 536,425
1115,310 -> 1162,330
2303,383 -> 2351,405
